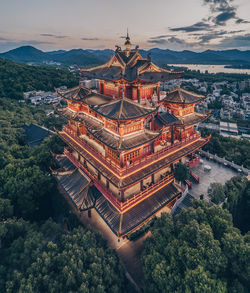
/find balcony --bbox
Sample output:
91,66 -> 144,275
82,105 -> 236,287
62,125 -> 201,177
65,150 -> 174,214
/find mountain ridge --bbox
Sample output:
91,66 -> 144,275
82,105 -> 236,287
1,45 -> 250,66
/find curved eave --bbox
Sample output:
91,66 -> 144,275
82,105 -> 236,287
88,129 -> 162,151
55,89 -> 72,101
164,97 -> 206,105
90,106 -> 158,122
176,111 -> 211,127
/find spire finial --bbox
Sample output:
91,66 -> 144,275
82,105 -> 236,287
124,28 -> 131,56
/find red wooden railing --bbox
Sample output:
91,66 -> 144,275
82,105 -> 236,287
62,125 -> 201,177
185,179 -> 192,189
190,170 -> 200,183
188,155 -> 200,168
65,149 -> 174,213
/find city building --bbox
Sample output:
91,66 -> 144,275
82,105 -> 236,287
52,36 -> 211,236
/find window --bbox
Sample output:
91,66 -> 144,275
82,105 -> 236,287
124,150 -> 139,161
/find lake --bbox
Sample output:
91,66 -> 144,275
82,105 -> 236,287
168,64 -> 250,75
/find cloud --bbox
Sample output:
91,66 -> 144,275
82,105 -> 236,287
167,37 -> 186,45
236,18 -> 250,24
213,10 -> 236,25
81,37 -> 99,41
191,29 -> 245,44
169,21 -> 211,32
40,33 -> 68,39
147,36 -> 197,48
149,35 -> 176,40
169,0 -> 249,37
217,33 -> 250,48
147,39 -> 168,45
203,0 -> 248,26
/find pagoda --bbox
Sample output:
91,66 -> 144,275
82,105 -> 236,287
79,32 -> 183,104
52,36 -> 211,237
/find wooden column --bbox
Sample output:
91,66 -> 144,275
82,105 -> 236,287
137,87 -> 141,103
140,180 -> 143,191
152,141 -> 155,153
121,190 -> 124,202
156,85 -> 160,99
120,154 -> 124,168
171,125 -> 174,145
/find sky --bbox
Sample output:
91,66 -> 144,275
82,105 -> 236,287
0,0 -> 250,52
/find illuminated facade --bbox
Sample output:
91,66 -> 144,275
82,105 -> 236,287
53,36 -> 210,236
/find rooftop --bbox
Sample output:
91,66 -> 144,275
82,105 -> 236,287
94,183 -> 181,236
57,85 -> 114,105
164,86 -> 205,105
23,123 -> 52,147
58,129 -> 209,188
91,97 -> 157,121
79,37 -> 183,82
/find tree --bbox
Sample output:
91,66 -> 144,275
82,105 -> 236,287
0,198 -> 13,220
0,219 -> 126,293
142,201 -> 250,293
173,162 -> 189,184
208,183 -> 225,204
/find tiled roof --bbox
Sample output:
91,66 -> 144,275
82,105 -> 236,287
54,156 -> 95,211
175,112 -> 211,126
80,49 -> 183,82
23,123 -> 51,147
94,183 -> 180,236
158,111 -> 179,125
55,107 -> 160,150
57,85 -> 113,105
91,97 -> 157,121
164,87 -> 205,104
89,129 -> 160,151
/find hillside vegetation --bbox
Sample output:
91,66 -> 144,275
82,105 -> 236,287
0,58 -> 79,99
0,45 -> 109,66
1,45 -> 250,66
142,201 -> 250,293
0,99 -> 127,292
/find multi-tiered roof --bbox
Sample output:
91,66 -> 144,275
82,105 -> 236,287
52,35 -> 211,237
80,33 -> 183,83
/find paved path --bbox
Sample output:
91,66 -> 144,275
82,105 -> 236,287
190,157 -> 238,198
61,188 -> 146,291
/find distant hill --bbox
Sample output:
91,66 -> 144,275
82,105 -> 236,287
0,46 -> 107,67
1,45 -> 250,67
0,58 -> 79,99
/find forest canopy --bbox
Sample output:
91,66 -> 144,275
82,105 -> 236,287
142,201 -> 250,293
0,99 -> 127,293
0,58 -> 79,99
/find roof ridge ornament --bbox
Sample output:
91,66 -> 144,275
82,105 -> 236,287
125,29 -> 131,57
115,45 -> 121,52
